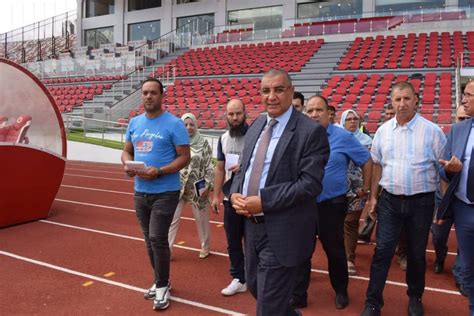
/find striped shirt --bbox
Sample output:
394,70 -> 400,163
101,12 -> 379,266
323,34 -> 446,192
371,114 -> 446,195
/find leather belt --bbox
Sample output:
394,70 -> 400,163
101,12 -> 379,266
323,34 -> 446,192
382,188 -> 434,200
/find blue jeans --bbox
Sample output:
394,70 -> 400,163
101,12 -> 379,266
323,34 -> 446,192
134,191 -> 180,287
430,219 -> 463,284
453,198 -> 474,314
223,200 -> 246,283
366,190 -> 434,309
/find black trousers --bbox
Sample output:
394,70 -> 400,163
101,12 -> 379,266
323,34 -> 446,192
223,200 -> 246,282
293,195 -> 348,300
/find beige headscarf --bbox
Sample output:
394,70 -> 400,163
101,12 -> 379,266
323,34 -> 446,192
181,113 -> 206,153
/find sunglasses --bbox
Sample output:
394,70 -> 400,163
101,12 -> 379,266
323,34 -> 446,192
457,117 -> 469,121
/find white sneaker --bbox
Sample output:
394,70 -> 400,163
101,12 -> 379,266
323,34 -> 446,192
221,278 -> 247,296
153,283 -> 170,310
144,283 -> 156,300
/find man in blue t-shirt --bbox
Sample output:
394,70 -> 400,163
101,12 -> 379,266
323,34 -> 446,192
291,95 -> 372,310
121,78 -> 190,311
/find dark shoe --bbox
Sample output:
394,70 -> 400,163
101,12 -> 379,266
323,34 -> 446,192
408,297 -> 423,316
434,261 -> 444,274
290,297 -> 308,309
335,292 -> 349,309
361,305 -> 381,316
456,282 -> 468,297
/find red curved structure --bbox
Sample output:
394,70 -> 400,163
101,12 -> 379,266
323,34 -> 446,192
0,58 -> 67,227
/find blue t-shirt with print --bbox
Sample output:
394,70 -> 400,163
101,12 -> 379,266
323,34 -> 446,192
125,112 -> 189,193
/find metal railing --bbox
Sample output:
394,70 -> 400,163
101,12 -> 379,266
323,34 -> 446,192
0,10 -> 76,64
200,5 -> 472,45
285,5 -> 470,27
63,113 -> 221,158
63,114 -> 128,144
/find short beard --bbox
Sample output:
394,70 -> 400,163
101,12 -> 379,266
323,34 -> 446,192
228,121 -> 247,137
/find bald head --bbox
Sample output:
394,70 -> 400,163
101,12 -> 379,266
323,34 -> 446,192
226,98 -> 245,112
226,98 -> 246,131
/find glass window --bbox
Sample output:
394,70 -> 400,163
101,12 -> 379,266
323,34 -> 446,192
177,14 -> 214,35
297,1 -> 363,19
228,6 -> 283,31
375,0 -> 445,14
128,0 -> 162,11
85,0 -> 114,18
459,0 -> 473,7
84,26 -> 114,48
128,20 -> 161,41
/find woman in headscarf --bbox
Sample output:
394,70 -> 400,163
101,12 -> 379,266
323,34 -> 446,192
340,109 -> 372,275
168,113 -> 214,259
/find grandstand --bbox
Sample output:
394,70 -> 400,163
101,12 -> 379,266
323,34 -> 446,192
2,1 -> 474,315
1,0 -> 473,134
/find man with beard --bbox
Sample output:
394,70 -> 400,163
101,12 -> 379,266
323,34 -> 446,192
211,98 -> 249,296
121,78 -> 190,310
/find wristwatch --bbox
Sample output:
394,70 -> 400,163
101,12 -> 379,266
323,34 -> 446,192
156,167 -> 164,177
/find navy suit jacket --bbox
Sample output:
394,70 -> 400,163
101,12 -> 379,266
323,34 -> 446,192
437,118 -> 473,220
230,109 -> 330,267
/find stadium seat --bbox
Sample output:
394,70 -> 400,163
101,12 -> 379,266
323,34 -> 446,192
2,115 -> 32,143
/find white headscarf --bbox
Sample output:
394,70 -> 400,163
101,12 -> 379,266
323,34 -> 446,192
340,109 -> 372,147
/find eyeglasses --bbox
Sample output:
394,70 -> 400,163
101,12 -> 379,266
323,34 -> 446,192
345,117 -> 359,122
261,86 -> 291,96
457,116 -> 469,121
462,92 -> 474,98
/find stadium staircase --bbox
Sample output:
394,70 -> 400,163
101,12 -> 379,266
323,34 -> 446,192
72,48 -> 190,122
291,41 -> 351,98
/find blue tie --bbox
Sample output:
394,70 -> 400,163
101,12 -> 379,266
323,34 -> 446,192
467,145 -> 474,203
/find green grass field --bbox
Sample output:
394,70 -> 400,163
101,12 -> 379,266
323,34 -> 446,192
67,131 -> 125,150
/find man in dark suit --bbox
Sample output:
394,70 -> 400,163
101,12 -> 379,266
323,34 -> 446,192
437,80 -> 474,314
230,69 -> 330,316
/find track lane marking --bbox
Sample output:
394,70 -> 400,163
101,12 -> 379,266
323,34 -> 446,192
59,183 -> 458,235
53,199 -> 225,225
60,185 -> 134,195
64,174 -> 133,182
52,199 -> 458,255
36,220 -> 461,295
0,251 -> 244,315
66,167 -> 125,175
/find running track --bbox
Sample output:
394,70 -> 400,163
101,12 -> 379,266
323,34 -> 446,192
0,161 -> 468,315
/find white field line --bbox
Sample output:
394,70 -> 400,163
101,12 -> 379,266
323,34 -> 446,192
37,220 -> 461,296
0,251 -> 244,315
53,196 -> 457,256
66,167 -> 126,175
63,174 -> 133,182
60,185 -> 134,195
53,199 -> 225,225
60,180 -> 457,235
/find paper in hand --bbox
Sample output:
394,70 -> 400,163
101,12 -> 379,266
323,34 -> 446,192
125,161 -> 147,172
225,153 -> 240,171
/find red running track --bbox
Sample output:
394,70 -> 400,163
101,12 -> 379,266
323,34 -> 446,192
0,161 -> 469,315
